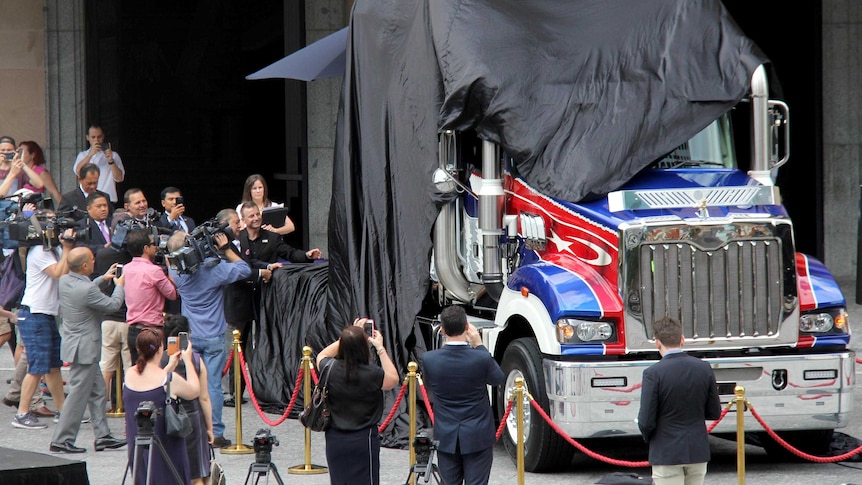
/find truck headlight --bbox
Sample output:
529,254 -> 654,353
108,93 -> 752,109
556,318 -> 615,343
800,308 -> 847,333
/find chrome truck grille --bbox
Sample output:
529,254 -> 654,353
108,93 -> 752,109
620,219 -> 799,350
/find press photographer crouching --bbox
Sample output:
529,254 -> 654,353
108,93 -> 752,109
124,326 -> 199,485
166,226 -> 250,449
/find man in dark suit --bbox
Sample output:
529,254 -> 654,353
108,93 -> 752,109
81,192 -> 112,268
422,305 -> 504,485
50,247 -> 126,453
58,163 -> 111,216
158,186 -> 196,232
638,316 -> 721,485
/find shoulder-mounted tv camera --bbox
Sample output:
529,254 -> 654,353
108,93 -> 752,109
166,216 -> 233,275
0,193 -> 89,250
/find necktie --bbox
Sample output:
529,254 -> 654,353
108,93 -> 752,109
99,220 -> 110,242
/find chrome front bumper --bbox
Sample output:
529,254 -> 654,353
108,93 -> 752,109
542,351 -> 856,438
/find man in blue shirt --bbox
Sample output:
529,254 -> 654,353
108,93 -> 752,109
166,230 -> 251,448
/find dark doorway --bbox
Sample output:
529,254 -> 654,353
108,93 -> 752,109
85,0 -> 308,248
722,0 -> 823,259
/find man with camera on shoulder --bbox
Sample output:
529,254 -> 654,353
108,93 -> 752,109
166,229 -> 251,448
11,222 -> 77,430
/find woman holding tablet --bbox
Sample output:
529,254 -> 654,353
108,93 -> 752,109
236,174 -> 295,235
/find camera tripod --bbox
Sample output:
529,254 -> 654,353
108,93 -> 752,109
122,431 -> 184,485
403,452 -> 442,484
244,461 -> 285,485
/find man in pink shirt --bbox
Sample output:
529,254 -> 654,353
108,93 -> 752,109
123,228 -> 177,362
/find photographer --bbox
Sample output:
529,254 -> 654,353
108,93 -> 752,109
124,327 -> 199,485
167,230 -> 251,448
73,125 -> 124,204
11,222 -> 76,430
422,306 -> 504,485
316,319 -> 399,485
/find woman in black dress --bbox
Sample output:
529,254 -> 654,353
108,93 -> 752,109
316,319 -> 399,485
124,327 -> 200,485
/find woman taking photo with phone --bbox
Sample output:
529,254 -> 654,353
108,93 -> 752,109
124,327 -> 200,485
19,141 -> 62,204
316,318 -> 399,485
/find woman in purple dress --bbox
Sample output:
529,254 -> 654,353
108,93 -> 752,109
124,327 -> 200,485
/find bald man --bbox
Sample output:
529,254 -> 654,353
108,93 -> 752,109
50,247 -> 126,454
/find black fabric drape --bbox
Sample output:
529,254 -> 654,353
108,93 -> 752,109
248,263 -> 330,408
326,0 -> 766,446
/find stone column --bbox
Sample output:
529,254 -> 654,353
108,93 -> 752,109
45,0 -> 87,192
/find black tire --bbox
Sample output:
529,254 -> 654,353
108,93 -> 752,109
759,429 -> 834,460
498,338 -> 574,472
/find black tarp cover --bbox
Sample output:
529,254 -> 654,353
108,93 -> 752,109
326,0 -> 766,444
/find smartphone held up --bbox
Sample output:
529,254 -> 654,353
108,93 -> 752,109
364,319 -> 375,337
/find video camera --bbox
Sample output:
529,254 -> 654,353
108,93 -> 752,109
110,208 -> 164,251
166,216 -> 231,274
253,428 -> 279,464
413,432 -> 438,467
0,191 -> 89,250
134,400 -> 158,435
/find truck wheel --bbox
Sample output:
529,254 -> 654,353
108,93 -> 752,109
498,338 -> 574,471
759,429 -> 834,460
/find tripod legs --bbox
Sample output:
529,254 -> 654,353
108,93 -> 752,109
404,463 -> 443,485
123,435 -> 184,485
244,462 -> 285,485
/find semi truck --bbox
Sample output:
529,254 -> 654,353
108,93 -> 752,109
424,64 -> 854,471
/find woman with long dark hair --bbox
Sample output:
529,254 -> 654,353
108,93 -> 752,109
235,173 -> 295,235
124,327 -> 199,485
316,319 -> 399,485
19,141 -> 62,203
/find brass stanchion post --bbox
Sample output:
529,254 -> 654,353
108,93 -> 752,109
106,362 -> 124,418
514,377 -> 525,485
288,346 -> 327,474
407,362 -> 418,485
222,330 -> 253,454
735,385 -> 746,485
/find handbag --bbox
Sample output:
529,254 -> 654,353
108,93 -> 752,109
299,360 -> 332,432
164,373 -> 193,438
0,251 -> 25,309
207,446 -> 226,485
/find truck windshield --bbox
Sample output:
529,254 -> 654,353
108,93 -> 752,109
650,114 -> 736,169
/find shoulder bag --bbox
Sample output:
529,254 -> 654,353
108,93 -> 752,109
207,445 -> 226,485
165,373 -> 193,438
299,360 -> 333,432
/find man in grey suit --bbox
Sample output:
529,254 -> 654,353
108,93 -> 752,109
50,247 -> 127,453
638,316 -> 721,485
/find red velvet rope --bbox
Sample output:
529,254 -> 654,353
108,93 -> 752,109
310,367 -> 319,385
748,404 -> 862,463
495,399 -> 514,441
222,348 -> 234,377
527,398 -> 729,468
238,350 -> 303,426
417,378 -> 434,425
856,357 -> 862,365
378,382 -> 408,434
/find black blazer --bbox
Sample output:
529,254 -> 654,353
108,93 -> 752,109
82,218 -> 110,259
58,188 -> 114,216
638,351 -> 721,466
238,229 -> 311,268
422,344 -> 504,455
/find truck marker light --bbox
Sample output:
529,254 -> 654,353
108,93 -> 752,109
803,370 -> 837,381
591,377 -> 627,388
521,286 -> 530,297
